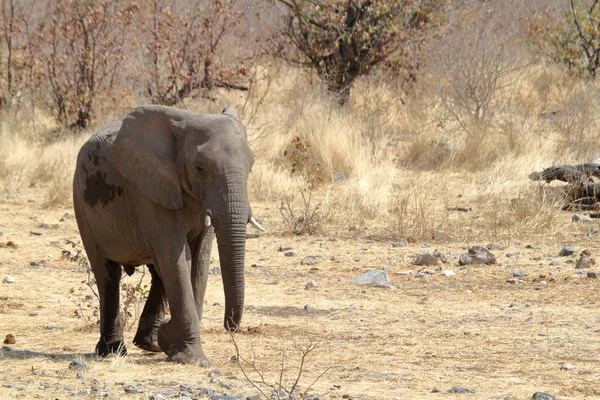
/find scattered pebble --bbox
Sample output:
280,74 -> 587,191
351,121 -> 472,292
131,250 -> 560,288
209,267 -> 221,275
284,251 -> 296,257
572,214 -> 592,223
3,334 -> 15,344
560,363 -> 575,371
506,279 -> 527,284
304,304 -> 313,311
300,256 -> 319,265
278,244 -> 293,252
576,253 -> 595,269
416,269 -> 435,278
512,270 -> 528,277
558,245 -> 575,257
506,253 -> 520,258
440,269 -> 455,276
412,251 -> 448,266
251,263 -> 264,268
29,312 -> 38,316
395,270 -> 413,275
587,271 -> 599,279
305,280 -> 319,289
68,359 -> 87,371
431,387 -> 441,393
352,269 -> 389,285
2,275 -> 15,284
40,222 -> 60,229
532,392 -> 559,400
30,231 -> 43,236
459,246 -> 496,265
448,386 -> 476,394
46,324 -> 57,329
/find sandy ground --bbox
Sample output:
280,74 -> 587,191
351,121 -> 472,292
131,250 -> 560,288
1,184 -> 600,400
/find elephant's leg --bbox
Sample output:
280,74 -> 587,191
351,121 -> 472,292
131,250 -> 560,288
93,258 -> 127,356
133,264 -> 166,352
190,227 -> 214,324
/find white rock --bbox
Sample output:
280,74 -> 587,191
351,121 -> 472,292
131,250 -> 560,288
440,269 -> 456,276
305,280 -> 319,289
352,269 -> 389,284
2,275 -> 15,284
395,270 -> 413,275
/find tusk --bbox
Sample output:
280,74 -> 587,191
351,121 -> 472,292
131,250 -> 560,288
249,216 -> 266,232
204,215 -> 212,227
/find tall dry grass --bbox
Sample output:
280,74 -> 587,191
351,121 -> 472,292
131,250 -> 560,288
0,60 -> 591,240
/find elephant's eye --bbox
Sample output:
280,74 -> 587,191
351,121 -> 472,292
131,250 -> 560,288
195,165 -> 205,174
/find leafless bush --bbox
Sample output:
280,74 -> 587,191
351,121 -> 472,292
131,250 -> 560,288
230,334 -> 333,400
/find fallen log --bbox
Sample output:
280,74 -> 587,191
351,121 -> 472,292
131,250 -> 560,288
529,163 -> 600,183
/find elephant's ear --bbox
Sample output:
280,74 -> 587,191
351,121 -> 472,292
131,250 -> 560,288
221,106 -> 239,120
109,105 -> 195,210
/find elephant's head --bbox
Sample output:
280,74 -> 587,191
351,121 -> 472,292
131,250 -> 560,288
109,105 -> 260,332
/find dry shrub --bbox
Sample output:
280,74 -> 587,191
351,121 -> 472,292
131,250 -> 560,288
390,173 -> 452,239
248,163 -> 295,202
0,129 -> 35,195
326,166 -> 397,228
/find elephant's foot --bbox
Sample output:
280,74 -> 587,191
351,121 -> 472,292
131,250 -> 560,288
158,319 -> 209,366
95,338 -> 127,357
133,330 -> 161,352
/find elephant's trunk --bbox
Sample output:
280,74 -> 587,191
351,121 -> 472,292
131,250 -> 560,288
213,173 -> 249,332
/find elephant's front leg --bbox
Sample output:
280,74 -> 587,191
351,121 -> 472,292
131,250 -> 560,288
191,226 -> 214,324
133,264 -> 166,352
152,241 -> 206,365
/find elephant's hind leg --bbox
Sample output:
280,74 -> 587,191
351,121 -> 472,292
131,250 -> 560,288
133,264 -> 166,352
93,258 -> 127,356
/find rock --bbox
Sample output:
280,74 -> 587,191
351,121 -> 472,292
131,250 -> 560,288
76,372 -> 84,379
2,276 -> 15,284
46,324 -> 57,329
506,279 -> 527,284
3,334 -> 15,344
305,280 -> 319,289
251,264 -> 264,268
412,253 -> 441,266
124,385 -> 143,394
532,392 -> 559,400
391,238 -> 408,247
300,256 -> 319,265
149,395 -> 166,400
512,270 -> 528,277
68,359 -> 87,371
576,253 -> 595,269
29,312 -> 38,316
458,246 -> 496,265
333,172 -> 346,181
506,252 -> 520,258
572,214 -> 592,223
558,245 -> 575,257
352,269 -> 389,285
395,270 -> 413,275
304,304 -> 313,311
587,271 -> 599,279
278,244 -> 293,252
525,244 -> 536,249
416,269 -> 435,278
440,269 -> 455,276
431,387 -> 441,393
284,251 -> 296,257
40,222 -> 60,229
588,226 -> 599,236
30,231 -> 43,236
448,386 -> 476,394
209,267 -> 221,275
487,243 -> 506,250
560,363 -> 575,370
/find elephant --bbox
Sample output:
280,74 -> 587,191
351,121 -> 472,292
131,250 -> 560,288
72,105 -> 264,364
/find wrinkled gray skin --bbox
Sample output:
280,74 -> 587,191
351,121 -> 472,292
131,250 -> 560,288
72,105 -> 254,364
